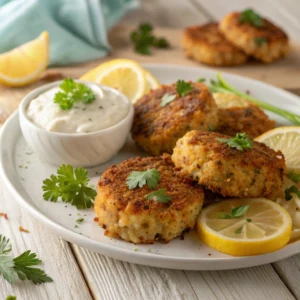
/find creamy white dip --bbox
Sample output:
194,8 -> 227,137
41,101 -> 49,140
26,85 -> 130,133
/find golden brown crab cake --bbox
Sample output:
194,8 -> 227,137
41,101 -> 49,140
219,11 -> 289,63
131,82 -> 218,156
214,93 -> 275,138
171,131 -> 285,198
94,155 -> 204,244
182,23 -> 248,66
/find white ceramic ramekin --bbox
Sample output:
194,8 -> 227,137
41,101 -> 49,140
19,80 -> 134,167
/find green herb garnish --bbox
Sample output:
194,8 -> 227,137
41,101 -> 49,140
6,296 -> 16,300
255,37 -> 266,46
239,9 -> 263,27
130,23 -> 170,55
0,235 -> 52,284
76,218 -> 84,224
222,205 -> 250,219
54,79 -> 96,110
176,80 -> 193,97
235,227 -> 243,234
144,188 -> 171,203
160,93 -> 176,107
197,78 -> 206,83
285,185 -> 300,200
42,164 -> 97,209
126,169 -> 160,189
246,218 -> 252,222
209,73 -> 300,125
217,132 -> 253,151
287,171 -> 300,184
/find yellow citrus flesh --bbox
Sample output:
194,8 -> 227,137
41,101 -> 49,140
197,198 -> 292,256
80,59 -> 148,103
0,32 -> 49,87
145,70 -> 160,92
255,126 -> 300,172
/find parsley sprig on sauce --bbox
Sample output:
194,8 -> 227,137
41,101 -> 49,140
54,78 -> 96,110
239,9 -> 263,28
42,164 -> 97,209
130,23 -> 170,55
0,234 -> 52,284
217,132 -> 253,151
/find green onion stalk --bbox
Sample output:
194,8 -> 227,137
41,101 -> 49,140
209,73 -> 300,125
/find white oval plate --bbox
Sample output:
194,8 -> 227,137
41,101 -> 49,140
1,64 -> 300,271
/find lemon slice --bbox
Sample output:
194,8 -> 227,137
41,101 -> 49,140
145,71 -> 160,92
255,126 -> 300,172
0,32 -> 49,87
80,59 -> 147,103
197,198 -> 292,256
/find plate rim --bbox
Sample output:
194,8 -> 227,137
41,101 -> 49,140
1,64 -> 300,271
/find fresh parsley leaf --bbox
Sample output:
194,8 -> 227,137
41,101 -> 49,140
197,78 -> 206,83
217,132 -> 253,151
239,9 -> 263,27
160,93 -> 176,107
246,218 -> 252,222
285,185 -> 300,200
176,80 -> 193,97
42,165 -> 97,209
287,171 -> 300,184
126,169 -> 160,189
76,218 -> 84,224
0,235 -> 52,285
6,296 -> 16,300
255,37 -> 266,46
144,188 -> 171,203
222,205 -> 250,219
13,250 -> 53,284
130,23 -> 169,55
235,226 -> 243,234
54,79 -> 96,110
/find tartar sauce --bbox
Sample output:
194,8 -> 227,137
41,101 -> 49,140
26,85 -> 130,133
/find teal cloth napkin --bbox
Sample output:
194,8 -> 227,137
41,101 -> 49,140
0,0 -> 138,65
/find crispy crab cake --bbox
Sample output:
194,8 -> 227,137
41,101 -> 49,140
182,22 -> 248,66
131,82 -> 218,156
214,93 -> 275,138
171,131 -> 285,198
94,155 -> 204,244
220,11 -> 289,63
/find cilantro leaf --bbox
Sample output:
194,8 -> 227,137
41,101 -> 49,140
222,205 -> 250,219
144,188 -> 171,203
54,79 -> 96,110
6,296 -> 16,300
255,37 -> 266,46
130,23 -> 169,55
239,9 -> 263,27
160,93 -> 176,107
285,185 -> 300,200
0,235 -> 12,255
126,169 -> 160,189
217,132 -> 253,151
76,218 -> 84,224
197,78 -> 206,83
287,171 -> 300,184
13,250 -> 53,284
42,165 -> 97,209
176,80 -> 193,97
0,235 -> 16,284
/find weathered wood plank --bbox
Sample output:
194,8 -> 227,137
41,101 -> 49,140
0,186 -> 92,300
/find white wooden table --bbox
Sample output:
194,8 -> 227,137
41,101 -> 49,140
1,1 -> 300,299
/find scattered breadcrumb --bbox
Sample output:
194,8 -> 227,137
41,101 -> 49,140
93,217 -> 99,222
0,212 -> 8,220
19,226 -> 29,233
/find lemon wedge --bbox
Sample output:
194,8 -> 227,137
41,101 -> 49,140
80,59 -> 148,103
197,198 -> 292,256
145,70 -> 160,92
0,32 -> 49,87
255,126 -> 300,172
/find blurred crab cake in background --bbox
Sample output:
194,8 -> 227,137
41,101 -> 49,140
214,93 -> 275,138
131,81 -> 218,156
94,155 -> 204,244
172,131 -> 285,198
182,23 -> 248,66
220,9 -> 289,63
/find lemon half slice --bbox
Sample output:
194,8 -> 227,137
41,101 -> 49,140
0,32 -> 49,87
197,198 -> 292,256
145,71 -> 160,92
255,126 -> 300,172
80,59 -> 148,104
